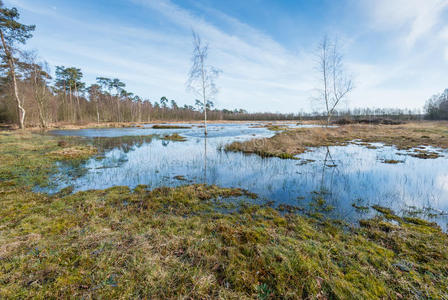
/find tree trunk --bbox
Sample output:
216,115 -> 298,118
69,85 -> 74,122
36,100 -> 47,128
63,81 -> 67,121
203,95 -> 207,135
0,30 -> 25,129
32,66 -> 47,128
96,97 -> 100,124
201,58 -> 207,135
117,98 -> 121,122
75,83 -> 82,122
35,84 -> 47,128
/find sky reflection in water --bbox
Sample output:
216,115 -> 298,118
49,123 -> 448,230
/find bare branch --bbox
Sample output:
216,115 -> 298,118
186,30 -> 221,135
315,35 -> 354,125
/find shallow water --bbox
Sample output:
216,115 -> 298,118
48,123 -> 448,230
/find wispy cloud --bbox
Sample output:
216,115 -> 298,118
366,0 -> 448,48
5,0 -> 448,112
127,0 -> 316,110
346,0 -> 448,108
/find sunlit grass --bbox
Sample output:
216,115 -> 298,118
1,131 -> 447,298
225,121 -> 448,159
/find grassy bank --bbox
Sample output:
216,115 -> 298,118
1,131 -> 447,298
225,122 -> 448,159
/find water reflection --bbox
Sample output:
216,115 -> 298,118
320,146 -> 337,192
48,124 -> 448,230
204,135 -> 207,184
92,135 -> 155,153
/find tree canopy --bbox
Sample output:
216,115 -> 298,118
0,1 -> 35,45
425,89 -> 448,120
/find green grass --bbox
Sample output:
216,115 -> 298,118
1,131 -> 447,298
162,133 -> 187,142
225,144 -> 299,160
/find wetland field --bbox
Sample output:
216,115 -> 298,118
1,121 -> 448,298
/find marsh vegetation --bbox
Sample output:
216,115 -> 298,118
1,129 -> 448,298
1,1 -> 448,298
225,122 -> 448,160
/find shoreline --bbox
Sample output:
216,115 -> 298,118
1,120 -> 317,131
225,121 -> 448,159
1,131 -> 447,298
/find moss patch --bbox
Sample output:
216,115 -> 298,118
162,133 -> 187,141
47,145 -> 97,160
381,159 -> 404,164
1,131 -> 448,299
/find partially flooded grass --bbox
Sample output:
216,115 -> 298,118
381,159 -> 404,164
0,132 -> 86,187
1,131 -> 448,298
152,125 -> 192,129
162,133 -> 187,142
266,125 -> 289,131
225,122 -> 448,159
47,145 -> 97,160
409,149 -> 441,159
225,139 -> 299,160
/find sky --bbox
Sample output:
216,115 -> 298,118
4,0 -> 448,113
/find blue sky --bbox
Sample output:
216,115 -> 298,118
5,0 -> 448,113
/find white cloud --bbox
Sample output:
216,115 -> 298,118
367,0 -> 448,47
8,0 -> 317,112
6,0 -> 448,112
118,0 -> 317,111
406,0 -> 448,46
441,26 -> 448,39
439,27 -> 448,62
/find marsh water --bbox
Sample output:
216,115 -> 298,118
48,123 -> 448,230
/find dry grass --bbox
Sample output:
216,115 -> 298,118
161,133 -> 187,141
47,145 -> 98,160
14,120 -> 313,131
226,122 -> 448,159
152,125 -> 192,129
1,130 -> 448,298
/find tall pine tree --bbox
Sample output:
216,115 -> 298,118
0,0 -> 35,128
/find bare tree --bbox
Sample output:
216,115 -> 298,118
316,36 -> 353,125
0,2 -> 35,129
111,78 -> 125,122
187,31 -> 220,135
25,54 -> 51,128
88,84 -> 101,123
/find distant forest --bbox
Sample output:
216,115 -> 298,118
425,89 -> 448,121
0,2 -> 446,128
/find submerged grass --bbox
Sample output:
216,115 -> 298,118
152,125 -> 191,129
381,159 -> 404,164
1,131 -> 448,298
225,122 -> 448,159
162,133 -> 187,142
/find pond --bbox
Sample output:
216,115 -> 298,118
48,123 -> 448,230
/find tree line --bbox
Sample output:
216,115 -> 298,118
425,89 -> 448,120
0,2 -> 269,128
0,1 -> 444,129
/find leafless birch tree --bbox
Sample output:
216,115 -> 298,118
316,36 -> 353,125
28,56 -> 51,128
187,31 -> 220,135
0,2 -> 35,129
